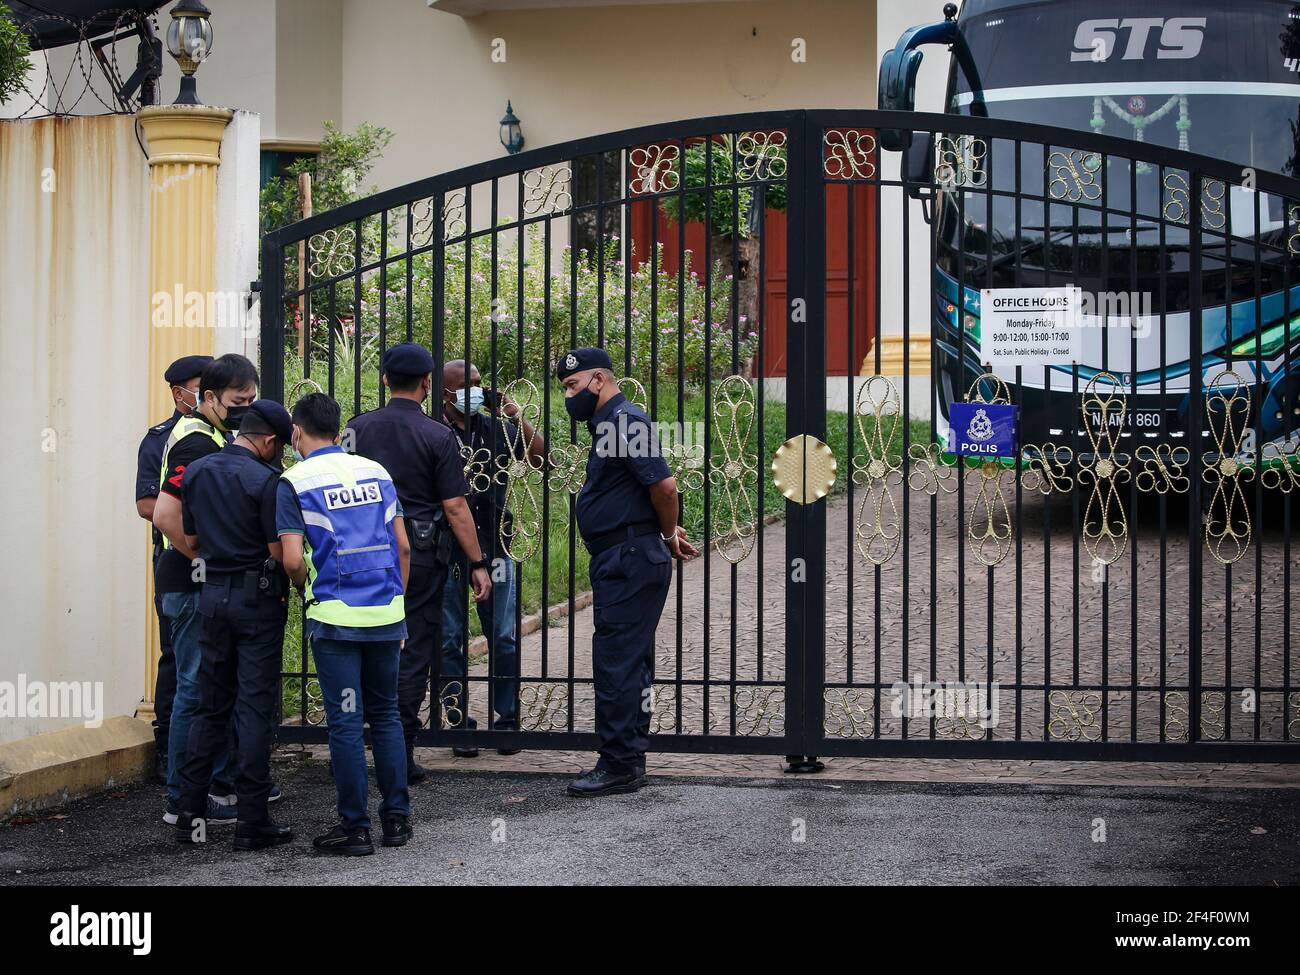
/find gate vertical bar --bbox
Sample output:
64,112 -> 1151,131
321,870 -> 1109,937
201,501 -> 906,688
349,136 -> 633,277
783,111 -> 810,756
1188,172 -> 1205,744
260,234 -> 285,402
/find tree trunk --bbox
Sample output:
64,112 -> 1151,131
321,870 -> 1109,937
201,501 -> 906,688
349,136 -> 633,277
710,233 -> 760,378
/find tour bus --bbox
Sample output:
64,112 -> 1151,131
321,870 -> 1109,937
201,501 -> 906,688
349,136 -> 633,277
882,0 -> 1300,451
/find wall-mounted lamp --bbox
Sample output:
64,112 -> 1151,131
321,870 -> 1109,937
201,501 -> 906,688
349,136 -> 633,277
499,101 -> 524,155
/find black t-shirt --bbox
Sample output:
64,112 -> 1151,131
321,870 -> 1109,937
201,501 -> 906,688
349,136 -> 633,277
447,412 -> 521,553
181,444 -> 282,574
155,429 -> 224,593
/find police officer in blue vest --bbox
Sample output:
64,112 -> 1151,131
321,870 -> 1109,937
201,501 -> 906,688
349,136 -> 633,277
346,343 -> 491,782
556,348 -> 700,797
173,399 -> 295,851
279,393 -> 413,855
135,354 -> 211,781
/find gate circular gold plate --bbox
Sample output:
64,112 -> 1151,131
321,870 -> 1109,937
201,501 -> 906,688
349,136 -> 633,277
771,435 -> 837,504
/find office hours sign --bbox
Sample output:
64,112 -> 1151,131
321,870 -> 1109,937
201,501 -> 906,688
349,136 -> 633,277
979,287 -> 1081,368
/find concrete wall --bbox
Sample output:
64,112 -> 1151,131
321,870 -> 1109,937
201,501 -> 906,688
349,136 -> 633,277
339,0 -> 878,192
0,116 -> 151,744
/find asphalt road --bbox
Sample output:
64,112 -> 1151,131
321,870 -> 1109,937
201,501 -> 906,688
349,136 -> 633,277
2,756 -> 1297,885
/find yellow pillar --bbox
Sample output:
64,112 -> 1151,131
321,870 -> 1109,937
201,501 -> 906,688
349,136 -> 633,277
135,105 -> 234,719
861,333 -> 931,376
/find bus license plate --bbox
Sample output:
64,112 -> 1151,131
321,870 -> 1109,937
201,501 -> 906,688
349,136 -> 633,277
1086,409 -> 1165,434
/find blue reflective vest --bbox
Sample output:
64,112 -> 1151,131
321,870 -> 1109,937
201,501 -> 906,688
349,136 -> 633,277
281,447 -> 405,627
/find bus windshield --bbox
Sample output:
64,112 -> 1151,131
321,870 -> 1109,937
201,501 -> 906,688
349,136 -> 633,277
949,0 -> 1300,176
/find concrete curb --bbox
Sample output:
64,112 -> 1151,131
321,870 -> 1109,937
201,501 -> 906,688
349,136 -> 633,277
0,716 -> 154,820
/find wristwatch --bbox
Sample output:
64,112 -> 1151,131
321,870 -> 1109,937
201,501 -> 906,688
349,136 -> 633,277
468,557 -> 490,572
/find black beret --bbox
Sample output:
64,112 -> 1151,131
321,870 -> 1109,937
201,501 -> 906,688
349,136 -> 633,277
555,347 -> 613,380
164,355 -> 213,385
247,399 -> 293,443
382,342 -> 435,377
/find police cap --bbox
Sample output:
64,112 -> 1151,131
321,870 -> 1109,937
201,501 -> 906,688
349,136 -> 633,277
164,355 -> 213,386
382,342 -> 435,378
555,347 -> 613,380
245,399 -> 294,443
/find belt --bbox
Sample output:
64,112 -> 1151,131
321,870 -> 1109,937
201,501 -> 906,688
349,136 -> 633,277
585,521 -> 660,558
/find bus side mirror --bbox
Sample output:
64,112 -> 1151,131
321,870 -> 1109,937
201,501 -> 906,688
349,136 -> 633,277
878,47 -> 924,151
903,131 -> 934,200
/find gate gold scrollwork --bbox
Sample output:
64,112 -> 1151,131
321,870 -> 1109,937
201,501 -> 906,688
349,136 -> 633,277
307,227 -> 356,280
1021,443 -> 1073,495
442,190 -> 467,241
1047,690 -> 1102,742
1135,443 -> 1190,495
629,142 -> 680,195
439,681 -> 465,730
734,686 -> 785,736
617,376 -> 648,409
304,678 -> 325,726
935,713 -> 986,741
1289,693 -> 1300,741
964,373 -> 1015,568
461,441 -> 493,495
822,129 -> 877,180
518,683 -> 569,732
547,442 -> 589,496
1048,149 -> 1102,203
823,688 -> 876,738
1162,173 -> 1227,231
1288,205 -> 1300,258
1163,691 -> 1226,742
496,378 -> 547,563
852,375 -> 903,565
665,441 -> 705,492
1202,370 -> 1255,565
908,441 -> 957,495
522,165 -> 573,218
1078,373 -> 1132,565
737,130 -> 788,182
1260,439 -> 1300,492
711,375 -> 758,563
935,134 -> 987,189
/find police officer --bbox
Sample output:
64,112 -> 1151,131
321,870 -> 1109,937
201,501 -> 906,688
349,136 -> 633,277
173,399 -> 294,851
153,352 -> 264,827
556,348 -> 700,797
346,342 -> 492,782
439,359 -> 547,757
136,354 -> 211,781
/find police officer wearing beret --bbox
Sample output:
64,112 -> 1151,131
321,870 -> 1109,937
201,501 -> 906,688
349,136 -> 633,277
346,342 -> 493,782
174,399 -> 295,851
135,354 -> 211,781
557,348 -> 700,797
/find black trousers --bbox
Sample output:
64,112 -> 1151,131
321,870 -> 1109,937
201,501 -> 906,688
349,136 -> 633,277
178,580 -> 287,823
153,590 -> 176,753
398,557 -> 447,745
588,534 -> 672,776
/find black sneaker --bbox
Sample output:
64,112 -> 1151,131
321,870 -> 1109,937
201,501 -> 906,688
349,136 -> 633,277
407,761 -> 429,784
312,824 -> 374,856
233,819 -> 293,851
496,747 -> 522,756
452,746 -> 479,758
565,767 -> 646,798
173,812 -> 207,844
381,815 -> 413,847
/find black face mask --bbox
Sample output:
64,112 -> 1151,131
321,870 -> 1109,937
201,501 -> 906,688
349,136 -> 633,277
564,378 -> 600,422
221,404 -> 252,431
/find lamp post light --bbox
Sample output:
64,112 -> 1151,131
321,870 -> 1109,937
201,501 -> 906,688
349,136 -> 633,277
499,101 -> 524,155
165,0 -> 214,106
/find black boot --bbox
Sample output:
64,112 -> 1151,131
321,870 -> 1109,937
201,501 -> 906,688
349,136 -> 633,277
406,737 -> 429,783
173,812 -> 207,844
566,767 -> 646,798
232,819 -> 293,851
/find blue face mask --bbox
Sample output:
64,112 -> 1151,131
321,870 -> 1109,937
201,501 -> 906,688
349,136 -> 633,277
453,386 -> 486,415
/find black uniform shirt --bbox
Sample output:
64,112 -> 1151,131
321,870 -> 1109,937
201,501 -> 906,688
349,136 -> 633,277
137,410 -> 182,556
347,398 -> 468,521
180,443 -> 281,575
155,425 -> 227,592
577,392 -> 671,544
446,411 -> 520,556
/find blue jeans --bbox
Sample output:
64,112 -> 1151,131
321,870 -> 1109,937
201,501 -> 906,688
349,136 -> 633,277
314,637 -> 409,831
162,590 -> 234,805
440,559 -> 520,729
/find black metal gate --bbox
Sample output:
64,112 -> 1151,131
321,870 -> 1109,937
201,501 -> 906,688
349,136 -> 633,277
262,109 -> 1300,761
